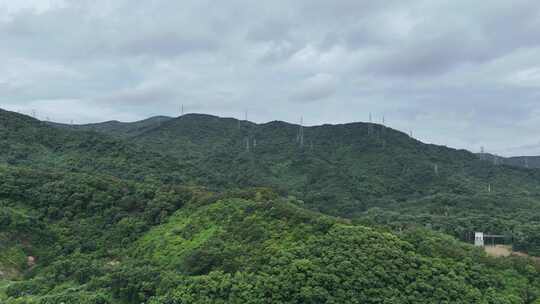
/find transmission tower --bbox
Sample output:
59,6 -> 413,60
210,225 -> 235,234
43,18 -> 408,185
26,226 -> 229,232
299,117 -> 304,147
368,113 -> 373,135
480,146 -> 485,161
381,115 -> 386,142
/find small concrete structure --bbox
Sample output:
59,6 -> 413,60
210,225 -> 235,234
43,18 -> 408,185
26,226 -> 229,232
27,256 -> 36,267
474,232 -> 484,247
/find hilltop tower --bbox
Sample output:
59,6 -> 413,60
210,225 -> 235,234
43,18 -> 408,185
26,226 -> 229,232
298,117 -> 305,147
480,146 -> 485,161
368,113 -> 373,135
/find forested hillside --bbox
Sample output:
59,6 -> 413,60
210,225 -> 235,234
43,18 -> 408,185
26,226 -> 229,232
58,111 -> 540,255
505,156 -> 540,170
1,166 -> 539,303
478,153 -> 540,170
49,116 -> 172,138
1,108 -> 540,303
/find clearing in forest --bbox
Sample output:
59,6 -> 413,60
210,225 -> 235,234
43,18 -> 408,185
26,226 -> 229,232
485,245 -> 512,257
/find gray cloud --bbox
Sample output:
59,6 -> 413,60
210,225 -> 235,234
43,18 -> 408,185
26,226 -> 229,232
291,73 -> 337,102
94,82 -> 178,105
1,0 -> 540,155
120,33 -> 218,57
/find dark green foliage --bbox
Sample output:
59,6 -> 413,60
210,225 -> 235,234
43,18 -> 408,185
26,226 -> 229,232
101,111 -> 540,254
356,192 -> 540,255
49,115 -> 173,138
1,109 -> 540,303
0,109 -> 185,182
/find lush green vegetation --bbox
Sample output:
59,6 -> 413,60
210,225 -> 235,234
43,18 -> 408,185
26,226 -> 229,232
1,108 -> 540,303
1,168 -> 539,303
125,112 -> 540,255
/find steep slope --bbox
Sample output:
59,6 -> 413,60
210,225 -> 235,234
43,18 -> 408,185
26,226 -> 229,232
45,112 -> 540,212
130,114 -> 540,207
1,166 -> 538,303
1,109 -> 540,303
0,164 -> 194,303
142,198 -> 540,304
42,111 -> 540,254
0,109 -> 186,181
133,117 -> 540,208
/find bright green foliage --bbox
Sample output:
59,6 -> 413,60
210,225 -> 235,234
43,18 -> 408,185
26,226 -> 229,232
0,109 -> 540,303
0,166 -> 537,303
142,199 -> 539,304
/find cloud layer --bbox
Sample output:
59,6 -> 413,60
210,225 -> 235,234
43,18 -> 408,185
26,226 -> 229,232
1,0 -> 540,155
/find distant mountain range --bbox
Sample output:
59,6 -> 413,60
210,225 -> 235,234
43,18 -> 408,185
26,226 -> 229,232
51,114 -> 540,169
478,152 -> 540,169
48,115 -> 173,137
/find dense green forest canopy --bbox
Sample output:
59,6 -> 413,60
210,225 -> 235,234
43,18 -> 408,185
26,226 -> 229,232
1,108 -> 540,303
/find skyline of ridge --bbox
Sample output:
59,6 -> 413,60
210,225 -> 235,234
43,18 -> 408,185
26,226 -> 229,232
2,107 -> 535,158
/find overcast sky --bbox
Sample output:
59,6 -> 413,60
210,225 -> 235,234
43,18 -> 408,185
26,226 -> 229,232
1,0 -> 540,156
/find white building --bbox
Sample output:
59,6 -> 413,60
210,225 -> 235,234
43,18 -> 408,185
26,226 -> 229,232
474,232 -> 484,247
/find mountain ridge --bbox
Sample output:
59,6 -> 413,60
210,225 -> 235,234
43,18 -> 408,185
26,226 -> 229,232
1,107 -> 540,303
